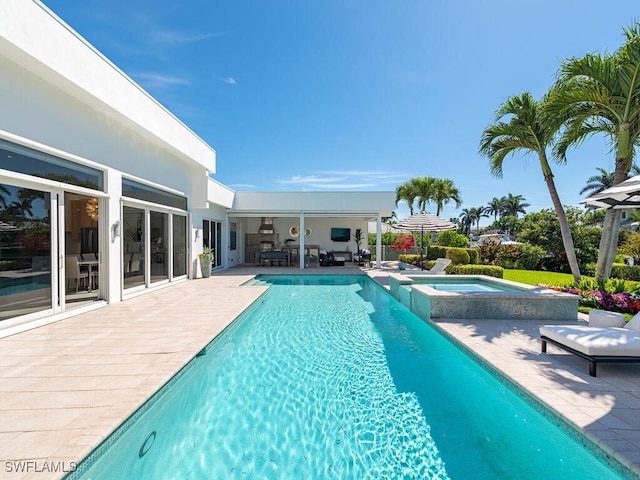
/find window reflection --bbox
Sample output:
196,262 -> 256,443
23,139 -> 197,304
173,215 -> 187,277
122,206 -> 145,289
150,211 -> 168,283
0,183 -> 51,321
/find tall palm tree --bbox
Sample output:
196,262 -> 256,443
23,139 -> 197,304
432,178 -> 462,216
480,92 -> 582,281
395,182 -> 418,215
550,23 -> 640,280
500,193 -> 530,218
411,176 -> 436,212
579,167 -> 616,197
487,197 -> 504,221
472,205 -> 489,233
458,208 -> 476,236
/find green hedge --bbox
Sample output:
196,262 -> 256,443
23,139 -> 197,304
427,246 -> 478,264
582,263 -> 640,281
446,248 -> 469,265
447,264 -> 504,278
611,264 -> 640,281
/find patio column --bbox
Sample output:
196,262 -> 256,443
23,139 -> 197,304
298,213 -> 305,269
376,215 -> 382,269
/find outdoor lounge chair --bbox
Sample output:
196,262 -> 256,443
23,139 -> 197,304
540,312 -> 640,376
427,257 -> 451,275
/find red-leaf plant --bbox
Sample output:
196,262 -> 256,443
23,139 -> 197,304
391,234 -> 415,255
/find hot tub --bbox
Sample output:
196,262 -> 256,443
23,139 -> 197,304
389,275 -> 578,321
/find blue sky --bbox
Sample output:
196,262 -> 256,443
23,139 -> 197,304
43,0 -> 638,224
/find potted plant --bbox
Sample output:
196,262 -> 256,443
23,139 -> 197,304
353,228 -> 363,254
198,247 -> 213,278
391,234 -> 415,270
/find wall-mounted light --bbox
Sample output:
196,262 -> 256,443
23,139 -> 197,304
112,221 -> 121,238
195,229 -> 200,241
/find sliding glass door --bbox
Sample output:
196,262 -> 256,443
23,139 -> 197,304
122,206 -> 146,289
202,219 -> 222,269
122,205 -> 187,292
0,183 -> 52,321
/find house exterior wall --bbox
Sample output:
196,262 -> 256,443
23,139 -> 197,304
0,0 -> 395,331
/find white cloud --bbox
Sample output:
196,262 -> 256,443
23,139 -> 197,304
150,30 -> 227,45
308,182 -> 377,189
132,73 -> 190,88
278,175 -> 345,185
275,171 -> 399,190
219,77 -> 237,85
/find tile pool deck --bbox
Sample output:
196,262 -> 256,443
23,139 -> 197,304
0,264 -> 639,479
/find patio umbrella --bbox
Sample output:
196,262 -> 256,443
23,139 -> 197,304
395,211 -> 458,232
582,174 -> 640,209
394,211 -> 457,269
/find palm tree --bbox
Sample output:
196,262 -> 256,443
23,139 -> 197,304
501,193 -> 530,218
480,92 -> 582,281
432,178 -> 462,216
471,206 -> 489,233
549,23 -> 640,280
487,197 -> 504,221
579,167 -> 615,197
395,182 -> 418,215
458,208 -> 476,236
412,177 -> 436,211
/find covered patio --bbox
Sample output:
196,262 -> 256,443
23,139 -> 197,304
226,190 -> 395,270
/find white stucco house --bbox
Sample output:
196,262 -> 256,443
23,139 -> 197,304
0,1 -> 395,333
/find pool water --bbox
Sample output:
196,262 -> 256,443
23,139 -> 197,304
0,274 -> 51,296
410,277 -> 527,293
73,275 -> 624,479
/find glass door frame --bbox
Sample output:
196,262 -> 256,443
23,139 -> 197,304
0,170 -> 107,327
202,219 -> 223,270
121,199 -> 188,296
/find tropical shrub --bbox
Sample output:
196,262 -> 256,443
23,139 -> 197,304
446,248 -> 470,265
611,264 -> 640,282
619,232 -> 640,263
541,277 -> 640,314
476,240 -> 504,264
437,230 -> 469,247
427,246 -> 477,263
391,234 -> 414,255
427,246 -> 448,259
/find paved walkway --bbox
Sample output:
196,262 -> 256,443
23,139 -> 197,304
0,264 -> 639,479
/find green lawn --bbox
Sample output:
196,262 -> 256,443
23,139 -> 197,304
502,269 -> 576,287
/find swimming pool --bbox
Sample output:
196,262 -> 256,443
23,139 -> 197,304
70,275 -> 626,479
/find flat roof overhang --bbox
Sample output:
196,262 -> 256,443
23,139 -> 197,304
228,191 -> 396,218
0,1 -> 215,172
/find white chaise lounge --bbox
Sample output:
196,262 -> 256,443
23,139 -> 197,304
540,312 -> 640,376
427,257 -> 451,275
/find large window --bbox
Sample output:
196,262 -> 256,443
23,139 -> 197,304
0,183 -> 52,321
0,139 -> 103,191
122,178 -> 187,210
